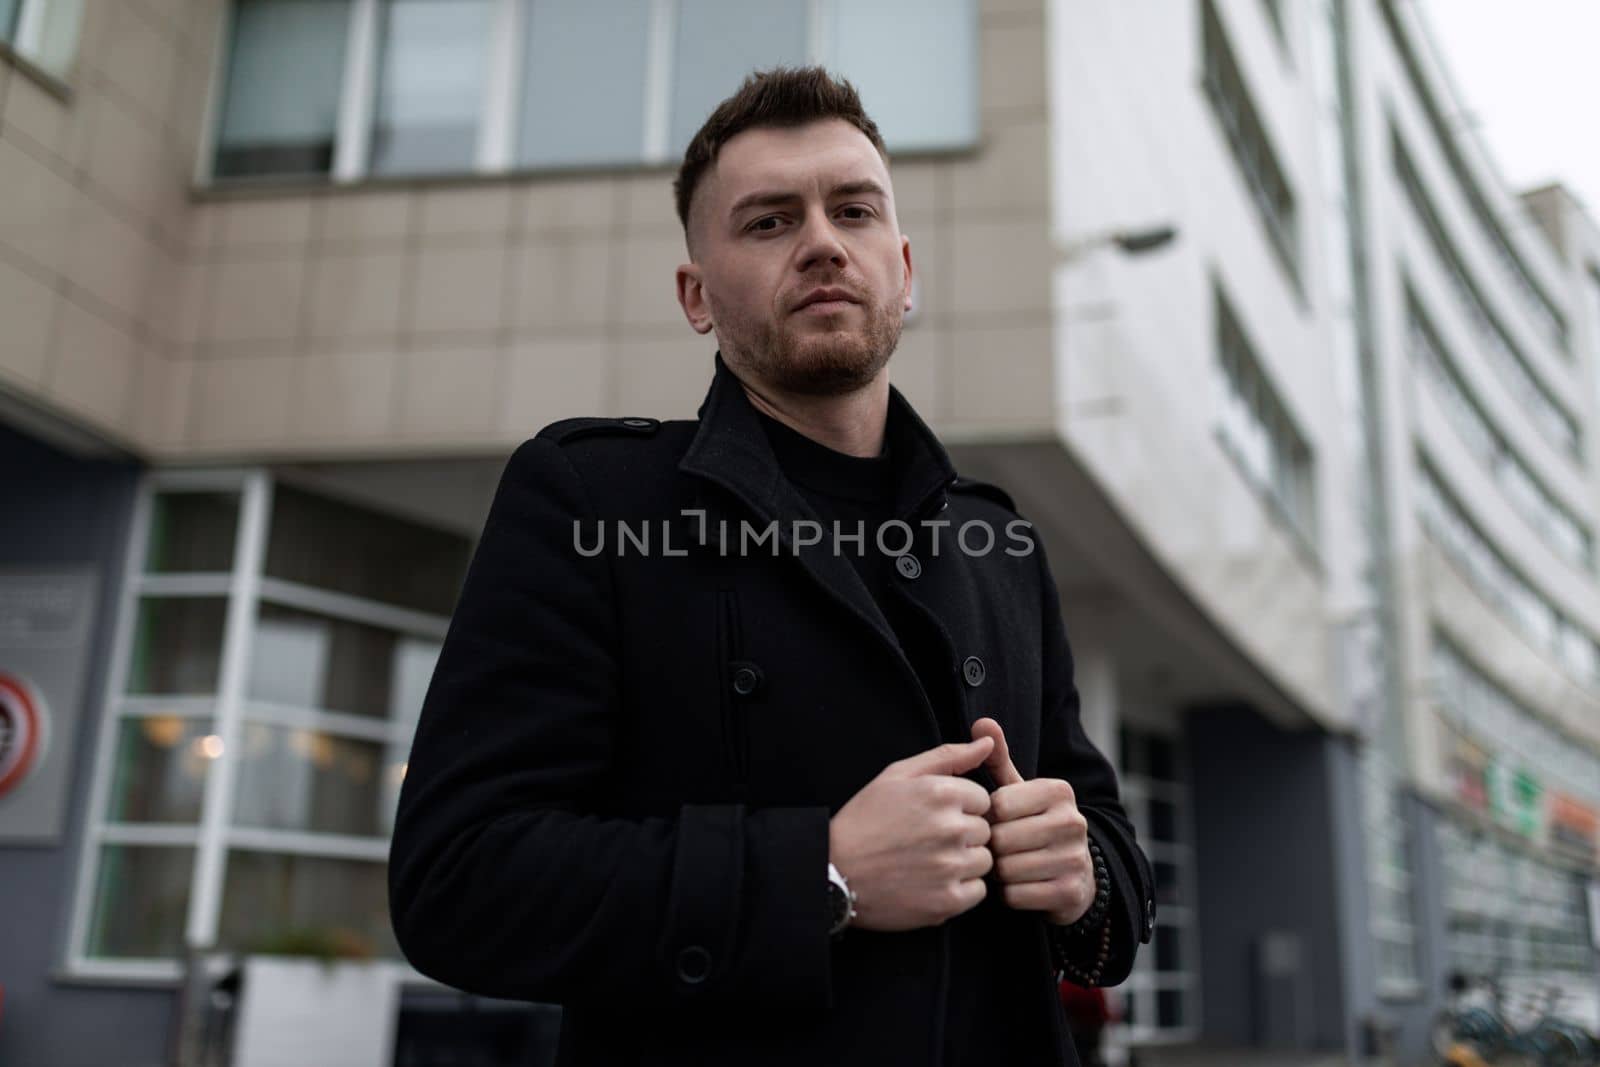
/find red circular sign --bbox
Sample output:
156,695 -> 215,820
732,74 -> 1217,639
0,673 -> 48,799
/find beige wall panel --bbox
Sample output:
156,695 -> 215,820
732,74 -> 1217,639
397,342 -> 502,441
500,337 -> 611,437
0,255 -> 56,388
190,353 -> 299,447
407,243 -> 512,336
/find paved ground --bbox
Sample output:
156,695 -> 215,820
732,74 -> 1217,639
1126,1049 -> 1363,1067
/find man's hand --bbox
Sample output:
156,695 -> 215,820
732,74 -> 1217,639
828,737 -> 997,931
970,717 -> 1095,926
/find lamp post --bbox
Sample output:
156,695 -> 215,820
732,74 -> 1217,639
1055,223 -> 1179,263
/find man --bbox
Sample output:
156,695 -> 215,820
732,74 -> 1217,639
389,66 -> 1154,1067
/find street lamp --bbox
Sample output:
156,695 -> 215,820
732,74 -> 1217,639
1056,223 -> 1179,263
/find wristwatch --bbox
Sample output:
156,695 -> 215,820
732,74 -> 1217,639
826,862 -> 857,937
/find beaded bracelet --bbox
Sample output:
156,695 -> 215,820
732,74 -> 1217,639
1049,837 -> 1113,987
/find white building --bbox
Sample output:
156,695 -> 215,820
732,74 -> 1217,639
0,0 -> 1595,1063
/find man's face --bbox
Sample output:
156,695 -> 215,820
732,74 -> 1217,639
676,119 -> 914,397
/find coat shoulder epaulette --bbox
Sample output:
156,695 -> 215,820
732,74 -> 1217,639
536,416 -> 661,446
949,475 -> 1018,514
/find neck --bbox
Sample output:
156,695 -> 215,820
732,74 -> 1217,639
737,371 -> 891,458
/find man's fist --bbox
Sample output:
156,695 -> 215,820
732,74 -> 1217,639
970,717 -> 1095,926
828,737 -> 997,931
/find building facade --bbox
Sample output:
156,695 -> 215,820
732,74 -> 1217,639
0,0 -> 1596,1064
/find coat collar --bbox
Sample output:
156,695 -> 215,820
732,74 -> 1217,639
678,350 -> 957,526
675,351 -> 962,750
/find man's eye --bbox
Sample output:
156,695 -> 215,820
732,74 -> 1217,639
839,206 -> 873,220
750,216 -> 783,232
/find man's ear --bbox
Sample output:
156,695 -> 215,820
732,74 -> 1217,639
900,234 -> 915,312
676,262 -> 715,335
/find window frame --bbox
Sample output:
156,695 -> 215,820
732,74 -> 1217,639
1112,725 -> 1204,1045
0,0 -> 83,90
201,0 -> 972,187
1200,0 -> 1303,299
63,468 -> 462,983
1211,280 -> 1320,556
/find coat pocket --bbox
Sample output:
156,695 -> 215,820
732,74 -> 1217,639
714,588 -> 749,792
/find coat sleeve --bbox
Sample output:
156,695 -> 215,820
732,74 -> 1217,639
387,435 -> 833,1011
1028,531 -> 1156,987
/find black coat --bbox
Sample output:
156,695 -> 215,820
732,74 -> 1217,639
389,352 -> 1155,1067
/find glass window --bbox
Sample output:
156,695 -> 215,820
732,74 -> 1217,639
145,492 -> 240,574
1116,726 -> 1198,1041
81,472 -> 471,968
1214,284 -> 1316,544
1,0 -> 84,77
105,717 -> 215,824
248,602 -> 440,721
369,0 -> 494,176
830,0 -> 977,151
265,485 -> 470,617
1203,0 -> 1299,287
1392,131 -> 1578,459
126,598 -> 229,695
215,0 -> 351,179
87,846 -> 194,959
218,851 -> 399,959
669,0 -> 809,156
232,723 -> 400,838
517,0 -> 651,168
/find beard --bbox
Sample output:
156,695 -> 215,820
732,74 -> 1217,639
708,284 -> 904,397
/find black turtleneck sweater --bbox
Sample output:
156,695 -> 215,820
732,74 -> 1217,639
755,408 -> 965,747
756,408 -> 1044,1067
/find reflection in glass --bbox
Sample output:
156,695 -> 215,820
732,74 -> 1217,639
1149,798 -> 1177,844
670,0 -> 807,155
214,0 -> 351,178
1155,924 -> 1182,973
218,850 -> 399,959
1155,860 -> 1181,906
106,717 -> 215,823
265,485 -> 470,617
517,0 -> 650,167
830,0 -> 977,151
369,0 -> 493,175
126,598 -> 227,695
145,492 -> 240,574
1156,988 -> 1184,1028
249,602 -> 440,721
232,722 -> 400,838
87,846 -> 194,959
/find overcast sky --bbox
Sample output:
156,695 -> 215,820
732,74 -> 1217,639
1415,0 -> 1600,222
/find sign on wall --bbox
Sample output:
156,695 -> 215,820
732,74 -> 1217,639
0,571 -> 98,844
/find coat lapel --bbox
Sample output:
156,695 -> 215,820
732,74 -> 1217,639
676,352 -> 958,661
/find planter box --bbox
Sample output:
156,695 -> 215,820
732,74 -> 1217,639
233,957 -> 398,1067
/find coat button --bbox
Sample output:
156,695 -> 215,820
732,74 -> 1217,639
731,663 -> 762,696
621,417 -> 654,428
676,945 -> 712,984
895,553 -> 922,580
961,656 -> 986,687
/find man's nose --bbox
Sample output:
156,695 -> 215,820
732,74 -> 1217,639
795,208 -> 850,273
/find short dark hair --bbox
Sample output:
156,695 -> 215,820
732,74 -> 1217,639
674,65 -> 889,240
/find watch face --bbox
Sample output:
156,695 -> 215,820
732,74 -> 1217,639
827,880 -> 849,930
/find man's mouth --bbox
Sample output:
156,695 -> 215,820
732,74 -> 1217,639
794,287 -> 861,314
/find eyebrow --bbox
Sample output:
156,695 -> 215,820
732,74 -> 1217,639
727,179 -> 890,221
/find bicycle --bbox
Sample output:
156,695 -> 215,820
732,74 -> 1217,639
1432,972 -> 1599,1067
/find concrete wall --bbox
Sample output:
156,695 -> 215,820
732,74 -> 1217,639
0,422 -> 170,1067
1046,0 -> 1348,731
3,0 -> 1061,461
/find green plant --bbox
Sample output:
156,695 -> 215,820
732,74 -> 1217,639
243,925 -> 376,966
